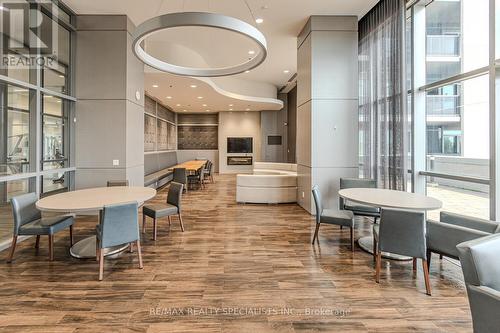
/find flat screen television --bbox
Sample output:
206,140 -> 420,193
227,137 -> 253,153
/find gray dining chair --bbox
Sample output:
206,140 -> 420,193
142,182 -> 184,240
96,201 -> 142,281
373,208 -> 431,295
173,168 -> 188,192
457,233 -> 500,333
427,211 -> 500,271
339,178 -> 380,222
311,185 -> 355,251
7,192 -> 74,262
204,160 -> 214,183
188,167 -> 204,190
107,180 -> 129,187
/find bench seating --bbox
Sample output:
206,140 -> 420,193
144,152 -> 177,189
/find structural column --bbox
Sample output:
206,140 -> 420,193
296,16 -> 359,213
74,15 -> 144,188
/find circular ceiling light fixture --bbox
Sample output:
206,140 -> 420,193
132,12 -> 268,77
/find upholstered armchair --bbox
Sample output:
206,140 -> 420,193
426,212 -> 500,269
457,234 -> 500,333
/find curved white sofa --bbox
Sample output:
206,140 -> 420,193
236,162 -> 297,204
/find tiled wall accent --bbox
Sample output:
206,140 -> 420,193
177,113 -> 218,150
178,125 -> 218,150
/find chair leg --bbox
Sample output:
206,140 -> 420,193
178,214 -> 185,232
413,258 -> 417,272
98,250 -> 104,281
340,225 -> 343,230
129,242 -> 134,253
439,254 -> 443,260
96,241 -> 100,262
422,260 -> 432,296
142,214 -> 146,234
426,250 -> 432,272
168,215 -> 171,226
375,252 -> 382,283
372,237 -> 377,262
312,223 -> 320,244
136,240 -> 143,269
48,234 -> 54,261
35,235 -> 40,249
153,218 -> 157,240
69,225 -> 74,247
6,235 -> 18,263
350,227 -> 354,252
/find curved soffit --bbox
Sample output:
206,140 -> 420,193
143,40 -> 283,112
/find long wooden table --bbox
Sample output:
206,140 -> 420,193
169,160 -> 207,172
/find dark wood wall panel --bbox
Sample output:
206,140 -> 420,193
178,125 -> 218,150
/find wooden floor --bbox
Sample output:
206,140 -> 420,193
0,175 -> 472,332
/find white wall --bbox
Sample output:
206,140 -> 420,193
218,111 -> 261,174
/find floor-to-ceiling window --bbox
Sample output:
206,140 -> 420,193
408,0 -> 492,220
0,1 -> 75,245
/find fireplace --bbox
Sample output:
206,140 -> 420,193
227,156 -> 253,166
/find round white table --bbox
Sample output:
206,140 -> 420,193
36,186 -> 156,259
338,188 -> 442,260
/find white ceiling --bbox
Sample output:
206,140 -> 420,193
64,0 -> 378,112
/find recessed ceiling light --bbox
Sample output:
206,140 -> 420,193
190,84 -> 197,88
245,108 -> 251,111
166,96 -> 172,99
197,96 -> 203,99
244,70 -> 250,73
229,104 -> 233,107
283,70 -> 290,74
255,18 -> 263,24
152,84 -> 159,88
202,104 -> 207,107
248,50 -> 255,55
176,104 -> 181,107
229,108 -> 233,111
183,109 -> 187,112
205,109 -> 210,112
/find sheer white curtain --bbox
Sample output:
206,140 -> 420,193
358,0 -> 408,190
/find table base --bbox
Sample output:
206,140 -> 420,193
358,236 -> 412,261
70,236 -> 129,259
